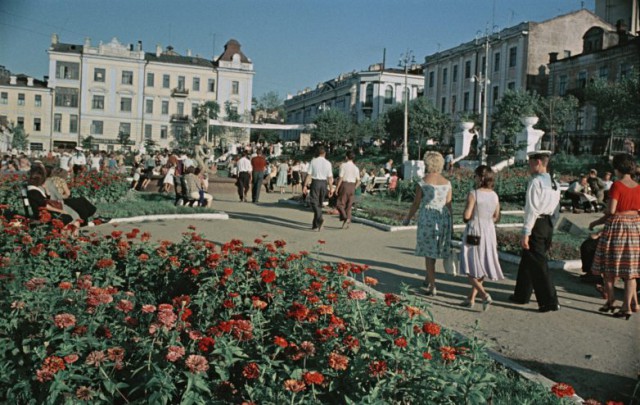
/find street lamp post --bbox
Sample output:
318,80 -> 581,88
399,50 -> 415,163
470,33 -> 492,165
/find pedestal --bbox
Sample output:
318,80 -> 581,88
403,160 -> 425,179
454,122 -> 475,159
515,116 -> 545,162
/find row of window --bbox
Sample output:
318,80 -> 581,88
428,47 -> 518,88
557,63 -> 634,95
364,84 -> 412,106
436,82 -> 516,114
0,92 -> 43,107
90,95 -> 205,117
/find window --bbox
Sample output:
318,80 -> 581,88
145,99 -> 153,114
576,110 -> 584,130
493,52 -> 501,72
599,65 -> 609,79
30,143 -> 43,151
492,86 -> 499,106
119,122 -> 131,136
55,87 -> 79,107
463,92 -> 470,111
175,126 -> 184,138
122,71 -> 133,85
365,83 -> 374,106
92,95 -> 105,110
442,68 -> 448,85
0,92 -> 7,104
452,65 -> 458,83
147,73 -> 154,87
161,100 -> 169,115
577,71 -> 587,89
177,101 -> 184,115
35,95 -> 42,107
428,71 -> 435,88
33,118 -> 41,131
193,77 -> 200,91
507,82 -> 516,90
559,75 -> 567,96
509,47 -> 517,67
55,62 -> 79,80
208,79 -> 215,92
18,93 -> 25,106
464,61 -> 471,79
384,85 -> 394,104
120,97 -> 132,112
94,68 -> 105,82
145,124 -> 152,140
232,81 -> 239,95
451,95 -> 457,112
177,76 -> 185,90
191,103 -> 199,117
163,74 -> 170,88
91,120 -> 104,135
17,117 -> 24,128
53,114 -> 62,132
160,125 -> 168,139
69,115 -> 78,133
441,97 -> 446,113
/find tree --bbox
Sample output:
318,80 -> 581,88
192,101 -> 221,144
117,131 -> 131,148
491,90 -> 542,146
10,125 -> 28,151
224,101 -> 246,144
256,91 -> 282,112
81,136 -> 94,150
312,109 -> 354,145
536,95 -> 579,152
354,117 -> 385,145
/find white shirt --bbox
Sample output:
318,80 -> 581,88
237,157 -> 252,172
70,153 -> 86,166
300,162 -> 309,172
522,173 -> 561,236
339,161 -> 360,183
308,156 -> 333,180
90,156 -> 102,171
59,155 -> 71,170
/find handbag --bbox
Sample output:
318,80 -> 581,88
465,191 -> 481,246
443,254 -> 458,276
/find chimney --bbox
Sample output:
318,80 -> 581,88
51,33 -> 59,45
27,77 -> 34,87
137,40 -> 142,51
156,44 -> 162,57
187,49 -> 192,57
548,52 -> 558,63
9,75 -> 17,85
616,19 -> 629,43
84,37 -> 91,49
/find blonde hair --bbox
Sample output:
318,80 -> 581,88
423,151 -> 445,174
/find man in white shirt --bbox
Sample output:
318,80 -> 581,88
303,146 -> 333,231
70,147 -> 87,176
236,150 -> 252,202
59,151 -> 71,173
90,152 -> 102,172
510,150 -> 561,312
335,151 -> 360,229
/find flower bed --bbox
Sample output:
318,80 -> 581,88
0,216 -> 569,404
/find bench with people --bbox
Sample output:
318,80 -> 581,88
563,169 -> 611,213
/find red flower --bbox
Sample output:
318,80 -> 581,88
551,383 -> 576,398
138,253 -> 149,262
242,362 -> 260,379
261,270 -> 276,284
440,346 -> 456,362
317,240 -> 325,244
274,336 -> 288,348
185,355 -> 209,374
384,328 -> 398,336
384,293 -> 400,306
115,299 -> 134,313
368,360 -> 388,377
302,371 -> 324,385
328,352 -> 349,371
166,346 -> 185,362
422,322 -> 441,336
58,281 -> 73,290
96,258 -> 114,269
287,303 -> 309,322
180,308 -> 193,321
394,337 -> 407,348
283,379 -> 306,393
422,352 -> 433,360
198,337 -> 216,352
274,239 -> 286,248
54,313 -> 76,329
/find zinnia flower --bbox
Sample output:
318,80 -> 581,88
551,383 -> 576,398
440,346 -> 457,362
166,346 -> 185,362
242,362 -> 260,379
54,313 -> 76,329
274,336 -> 288,348
260,270 -> 276,283
198,337 -> 216,352
283,379 -> 306,393
141,304 -> 156,313
302,371 -> 324,385
115,299 -> 134,313
394,337 -> 408,348
76,386 -> 94,400
85,350 -> 106,367
185,355 -> 209,374
64,354 -> 79,364
368,360 -> 388,377
328,352 -> 349,371
348,290 -> 367,300
364,276 -> 378,286
422,322 -> 441,336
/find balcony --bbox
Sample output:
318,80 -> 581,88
171,87 -> 189,97
170,114 -> 190,123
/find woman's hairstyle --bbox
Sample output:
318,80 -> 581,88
185,166 -> 196,174
423,151 -> 445,174
475,165 -> 495,189
28,165 -> 47,186
194,167 -> 202,175
612,153 -> 637,175
50,167 -> 67,178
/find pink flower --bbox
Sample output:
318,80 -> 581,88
115,299 -> 134,313
54,313 -> 76,329
348,290 -> 367,300
185,355 -> 209,373
141,304 -> 156,313
166,346 -> 185,362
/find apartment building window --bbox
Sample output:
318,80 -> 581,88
208,79 -> 215,92
451,95 -> 457,113
91,120 -> 104,135
160,125 -> 168,139
452,65 -> 458,83
232,81 -> 239,95
441,97 -> 446,113
145,124 -> 152,140
0,92 -> 7,104
365,84 -> 374,106
599,65 -> 609,80
577,71 -> 587,89
161,100 -> 169,115
177,76 -> 185,90
559,75 -> 568,96
191,103 -> 199,117
428,71 -> 435,88
147,73 -> 154,87
18,93 -> 25,106
493,52 -> 501,72
193,77 -> 200,91
55,61 -> 79,80
145,99 -> 153,114
163,74 -> 170,88
30,143 -> 43,151
122,71 -> 133,85
119,122 -> 131,136
120,97 -> 132,112
509,47 -> 517,68
55,88 -> 79,107
33,118 -> 41,132
53,114 -> 62,132
507,82 -> 516,90
92,95 -> 105,110
492,86 -> 499,106
442,68 -> 448,85
576,110 -> 584,130
35,95 -> 42,107
94,68 -> 105,82
17,117 -> 24,128
177,101 -> 184,115
464,61 -> 471,79
175,126 -> 184,139
384,85 -> 394,104
463,92 -> 470,111
69,115 -> 78,133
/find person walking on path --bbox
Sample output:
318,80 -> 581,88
303,146 -> 333,231
402,151 -> 452,296
236,151 -> 252,202
335,151 -> 360,229
276,159 -> 289,194
589,153 -> 640,320
509,150 -> 562,312
459,165 -> 504,310
251,149 -> 268,203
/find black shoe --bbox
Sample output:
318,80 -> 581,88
538,304 -> 560,313
508,295 -> 528,305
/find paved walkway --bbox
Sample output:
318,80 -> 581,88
97,190 -> 638,401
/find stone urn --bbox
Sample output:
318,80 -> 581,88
515,116 -> 545,162
454,121 -> 475,159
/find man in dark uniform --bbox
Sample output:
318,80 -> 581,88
509,150 -> 562,312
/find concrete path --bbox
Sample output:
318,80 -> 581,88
96,190 -> 638,402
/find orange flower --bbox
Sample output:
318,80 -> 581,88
54,313 -> 76,329
551,383 -> 576,398
364,276 -> 378,286
274,336 -> 288,348
303,371 -> 324,385
283,379 -> 306,393
440,346 -> 456,362
328,352 -> 349,371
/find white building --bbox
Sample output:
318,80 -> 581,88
47,34 -> 254,151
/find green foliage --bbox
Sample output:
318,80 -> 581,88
117,132 -> 131,147
536,96 -> 579,150
312,109 -> 354,145
256,91 -> 283,114
10,125 -> 29,151
190,101 -> 221,147
492,90 -> 542,145
586,73 -> 640,138
81,136 -> 94,151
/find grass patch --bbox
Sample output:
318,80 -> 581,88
96,191 -> 222,218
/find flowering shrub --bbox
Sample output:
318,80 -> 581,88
0,172 -> 27,213
0,218 -> 568,404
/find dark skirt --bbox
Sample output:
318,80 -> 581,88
292,171 -> 301,185
64,197 -> 97,222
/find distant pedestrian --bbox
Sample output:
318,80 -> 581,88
335,151 -> 360,229
251,149 -> 268,203
236,151 -> 252,202
276,159 -> 289,194
303,146 -> 333,231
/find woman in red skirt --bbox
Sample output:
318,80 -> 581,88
589,153 -> 640,319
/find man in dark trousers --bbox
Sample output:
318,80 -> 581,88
250,149 -> 268,203
509,150 -> 562,312
303,146 -> 333,231
236,150 -> 252,202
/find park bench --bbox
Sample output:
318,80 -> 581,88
369,177 -> 389,194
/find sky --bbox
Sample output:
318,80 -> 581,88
0,0 -> 595,101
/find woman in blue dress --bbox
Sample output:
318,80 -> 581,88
403,152 -> 453,296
